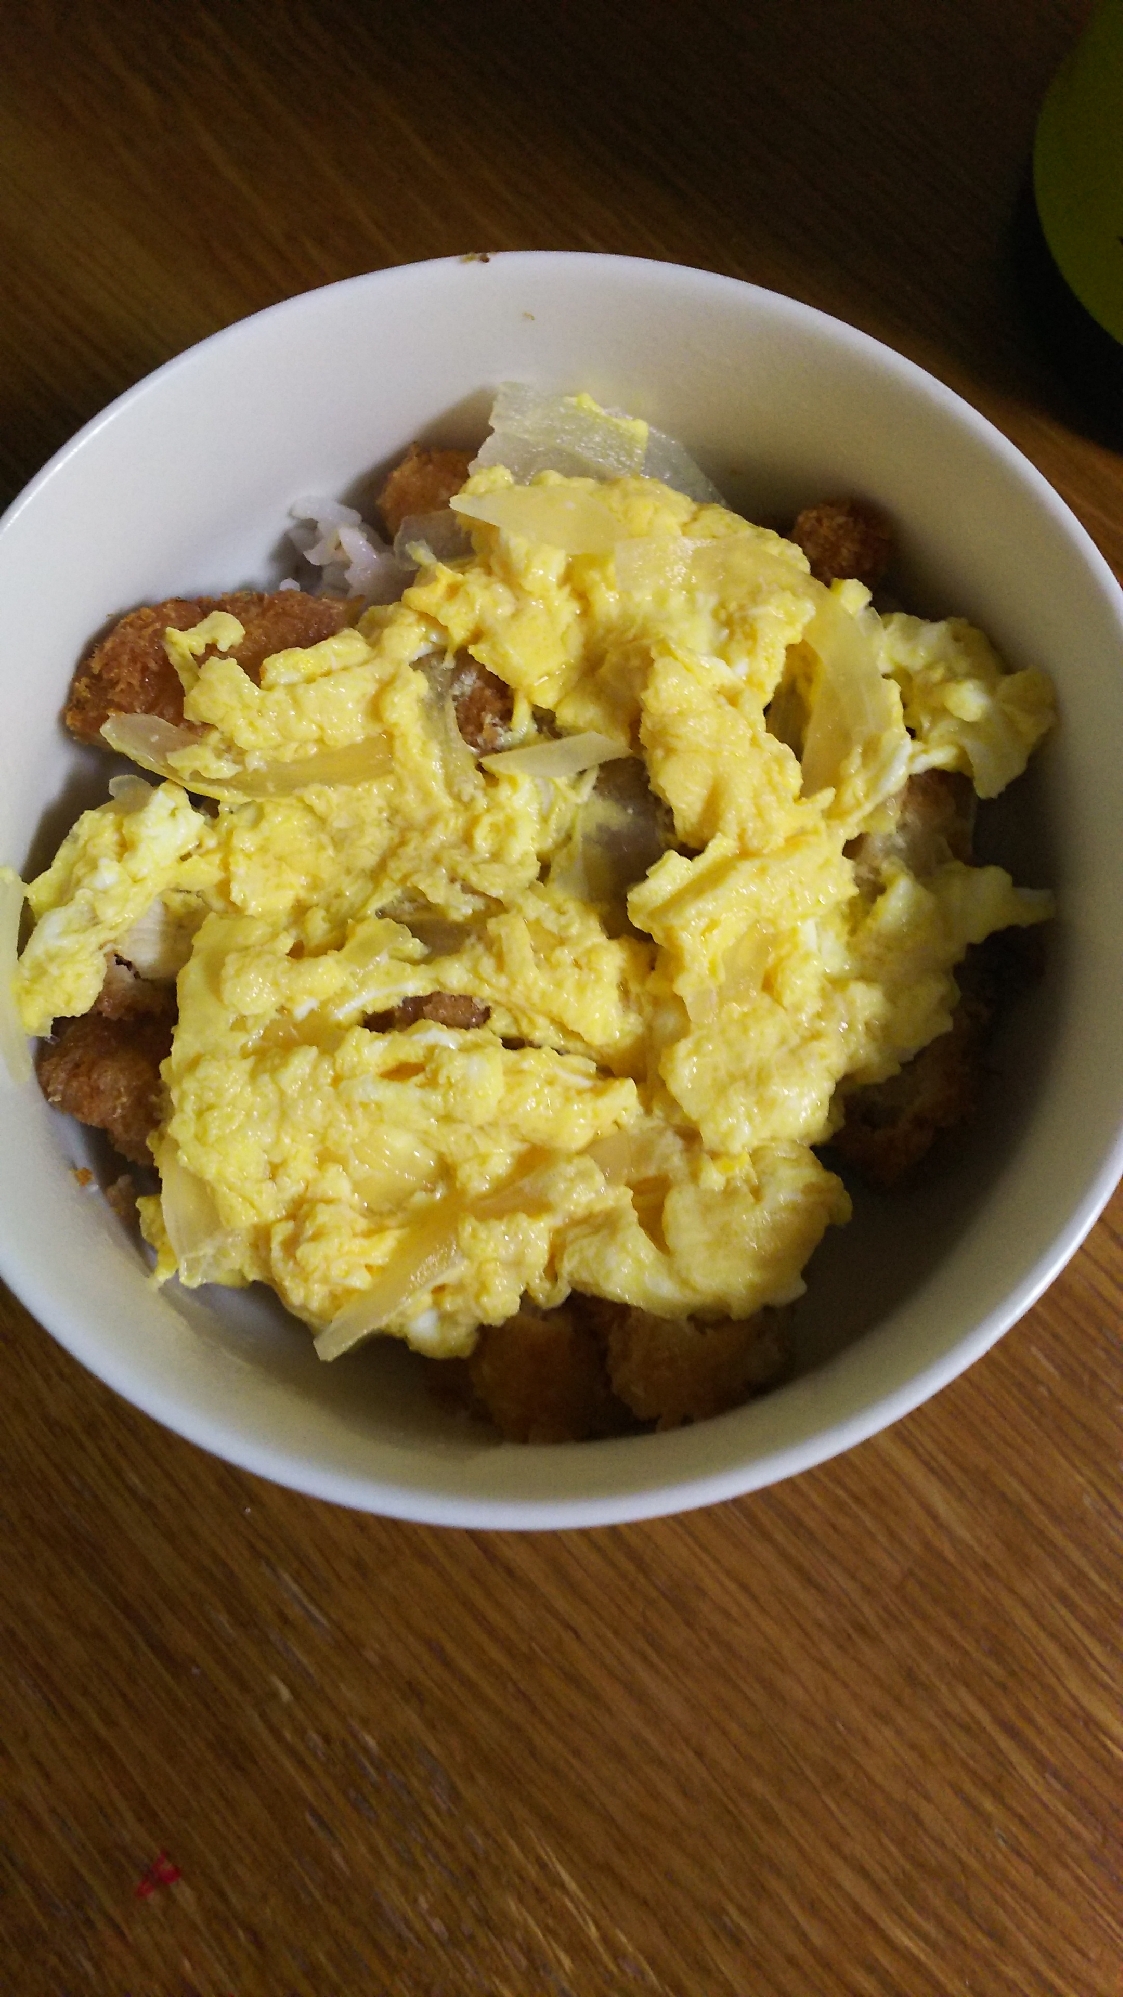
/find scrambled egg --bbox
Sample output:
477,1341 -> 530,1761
10,453 -> 1056,1361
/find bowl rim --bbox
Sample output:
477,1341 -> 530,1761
3,248 -> 1123,1529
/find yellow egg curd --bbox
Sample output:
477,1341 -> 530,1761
12,464 -> 1056,1359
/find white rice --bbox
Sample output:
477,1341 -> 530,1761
286,499 -> 414,603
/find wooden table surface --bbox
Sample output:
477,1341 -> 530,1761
2,4 -> 1121,1992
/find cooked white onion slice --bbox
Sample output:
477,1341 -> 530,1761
316,1210 -> 464,1359
317,1152 -> 569,1359
160,1145 -> 242,1287
0,870 -> 31,1085
102,714 -> 204,767
102,714 -> 392,798
452,484 -> 623,555
107,774 -> 156,812
226,738 -> 394,796
482,732 -> 629,780
615,533 -> 814,602
472,382 -> 649,483
393,511 -> 472,566
800,590 -> 907,805
432,690 -> 482,801
587,1123 -> 686,1183
472,383 -> 724,502
317,1127 -> 696,1359
640,426 -> 725,506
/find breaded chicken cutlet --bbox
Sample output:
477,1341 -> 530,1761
376,443 -> 474,541
36,962 -> 175,1166
791,496 -> 895,594
828,921 -> 1041,1189
827,767 -> 1019,1188
428,1297 -> 789,1441
65,590 -> 355,746
447,655 -> 514,752
365,992 -> 492,1033
46,459 -> 514,1178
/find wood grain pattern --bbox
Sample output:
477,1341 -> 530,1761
2,3 -> 1121,1992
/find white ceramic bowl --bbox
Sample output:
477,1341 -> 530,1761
2,252 -> 1122,1528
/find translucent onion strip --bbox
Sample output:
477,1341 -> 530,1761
101,714 -> 206,770
0,870 -> 32,1085
316,1210 -> 465,1360
472,382 -> 649,484
800,590 -> 907,806
317,1150 -> 571,1360
102,713 -> 392,798
160,1145 -> 242,1288
615,533 -> 814,602
452,485 -> 624,555
640,426 -> 726,506
471,383 -> 724,502
434,692 -> 482,801
482,732 -> 630,780
586,1123 -> 687,1183
107,774 -> 156,812
393,511 -> 472,566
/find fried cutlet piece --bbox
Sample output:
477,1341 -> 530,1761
892,766 -> 975,865
834,770 -> 993,1186
450,655 -> 515,752
93,954 -> 176,1021
425,1293 -> 790,1441
376,444 -> 473,541
465,1305 -> 624,1443
829,928 -> 1042,1189
603,1307 -> 789,1429
422,1355 -> 477,1410
829,1006 -> 985,1190
846,768 -> 976,893
64,590 -> 353,745
105,1173 -> 140,1225
36,998 -> 176,1165
791,496 -> 895,592
365,993 -> 491,1032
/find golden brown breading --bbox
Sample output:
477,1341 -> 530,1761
834,771 -> 999,1186
424,1293 -> 791,1440
36,1003 -> 175,1165
105,1173 -> 139,1225
64,591 -> 353,746
828,1006 -> 984,1190
603,1308 -> 788,1428
466,1306 -> 623,1443
365,993 -> 491,1032
791,496 -> 895,591
450,655 -> 515,752
828,928 -> 1042,1189
376,444 -> 473,541
93,954 -> 175,1021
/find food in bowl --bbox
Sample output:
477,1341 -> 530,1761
2,386 -> 1056,1443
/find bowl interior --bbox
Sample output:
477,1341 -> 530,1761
2,252 -> 1122,1526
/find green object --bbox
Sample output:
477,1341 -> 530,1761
1034,0 -> 1123,345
